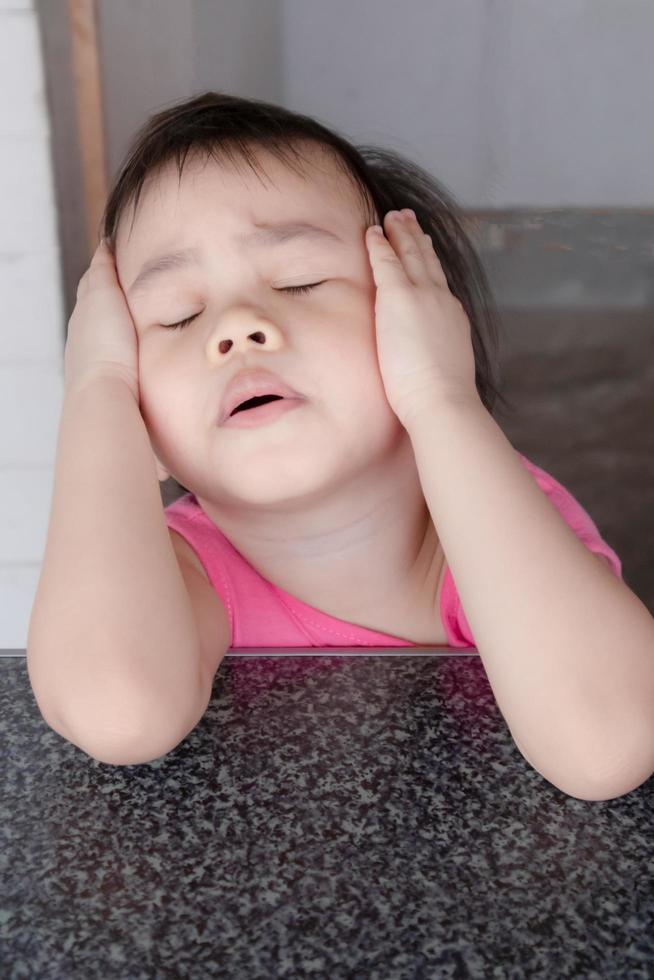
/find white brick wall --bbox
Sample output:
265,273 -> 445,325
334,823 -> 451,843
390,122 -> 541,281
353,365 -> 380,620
0,0 -> 66,649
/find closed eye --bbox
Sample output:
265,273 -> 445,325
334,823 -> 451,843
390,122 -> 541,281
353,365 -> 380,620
162,281 -> 327,331
279,281 -> 326,297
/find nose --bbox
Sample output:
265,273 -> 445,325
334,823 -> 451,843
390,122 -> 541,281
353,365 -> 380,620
206,309 -> 285,362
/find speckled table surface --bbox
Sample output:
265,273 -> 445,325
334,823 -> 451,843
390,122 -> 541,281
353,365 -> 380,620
2,651 -> 653,980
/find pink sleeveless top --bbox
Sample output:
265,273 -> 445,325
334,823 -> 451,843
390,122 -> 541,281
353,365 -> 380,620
164,451 -> 623,649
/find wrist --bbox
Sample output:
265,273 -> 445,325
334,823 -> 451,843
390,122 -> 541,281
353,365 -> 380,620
65,371 -> 139,404
400,390 -> 485,432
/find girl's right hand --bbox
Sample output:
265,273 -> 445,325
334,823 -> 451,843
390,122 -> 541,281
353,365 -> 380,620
64,239 -> 140,400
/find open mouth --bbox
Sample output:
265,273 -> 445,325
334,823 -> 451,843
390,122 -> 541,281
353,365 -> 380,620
230,394 -> 284,416
222,393 -> 304,429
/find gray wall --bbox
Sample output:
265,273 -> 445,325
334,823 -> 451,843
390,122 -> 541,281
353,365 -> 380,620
97,0 -> 654,311
281,0 -> 654,208
100,0 -> 654,207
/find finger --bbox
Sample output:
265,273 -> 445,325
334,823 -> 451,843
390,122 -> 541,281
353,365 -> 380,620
365,224 -> 411,290
400,210 -> 450,290
382,211 -> 431,287
78,239 -> 117,297
93,238 -> 114,263
420,231 -> 449,290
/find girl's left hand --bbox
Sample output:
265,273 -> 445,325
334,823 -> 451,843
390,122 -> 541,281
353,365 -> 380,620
365,208 -> 479,427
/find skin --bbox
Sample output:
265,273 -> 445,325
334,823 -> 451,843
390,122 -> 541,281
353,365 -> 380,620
114,145 -> 446,642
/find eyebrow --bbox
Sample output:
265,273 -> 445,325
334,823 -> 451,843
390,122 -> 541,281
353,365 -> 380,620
127,221 -> 347,298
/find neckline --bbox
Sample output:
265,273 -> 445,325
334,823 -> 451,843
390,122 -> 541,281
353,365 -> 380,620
179,492 -> 452,646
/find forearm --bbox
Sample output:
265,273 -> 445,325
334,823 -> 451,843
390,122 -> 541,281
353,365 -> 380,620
27,377 -> 206,753
407,397 -> 654,795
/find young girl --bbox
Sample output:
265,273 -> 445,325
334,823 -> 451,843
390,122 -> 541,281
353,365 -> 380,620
29,91 -> 654,797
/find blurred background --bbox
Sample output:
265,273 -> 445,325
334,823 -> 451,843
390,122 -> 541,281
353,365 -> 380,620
1,0 -> 652,649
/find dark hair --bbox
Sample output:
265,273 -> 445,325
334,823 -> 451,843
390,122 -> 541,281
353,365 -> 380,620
100,91 -> 516,499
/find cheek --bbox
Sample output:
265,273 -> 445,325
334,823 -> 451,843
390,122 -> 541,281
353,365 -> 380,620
138,340 -> 185,400
318,305 -> 380,395
328,350 -> 392,425
135,384 -> 164,443
135,360 -> 185,440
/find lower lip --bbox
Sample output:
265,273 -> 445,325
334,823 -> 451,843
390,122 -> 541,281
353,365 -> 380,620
221,397 -> 305,428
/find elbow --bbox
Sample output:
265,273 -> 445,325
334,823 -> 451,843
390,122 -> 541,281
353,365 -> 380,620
578,728 -> 654,802
41,711 -> 183,766
545,766 -> 654,803
517,728 -> 654,802
64,725 -> 185,767
547,766 -> 654,802
37,686 -> 211,767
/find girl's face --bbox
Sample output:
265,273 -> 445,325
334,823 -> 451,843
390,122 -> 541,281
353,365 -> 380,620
114,147 -> 407,510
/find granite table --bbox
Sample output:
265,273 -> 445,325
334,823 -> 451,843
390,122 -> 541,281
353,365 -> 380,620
1,648 -> 653,980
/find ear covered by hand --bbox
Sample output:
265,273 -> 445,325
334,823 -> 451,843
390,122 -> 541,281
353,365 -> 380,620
365,208 -> 479,428
65,238 -> 142,401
